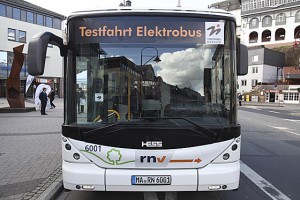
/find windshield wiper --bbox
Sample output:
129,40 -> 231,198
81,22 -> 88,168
139,117 -> 219,139
170,117 -> 219,139
83,123 -> 125,136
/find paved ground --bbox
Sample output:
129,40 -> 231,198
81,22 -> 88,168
0,97 -> 64,200
242,101 -> 300,116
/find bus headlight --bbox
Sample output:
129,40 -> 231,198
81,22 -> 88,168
223,153 -> 230,160
231,144 -> 238,151
65,144 -> 71,150
73,153 -> 80,160
62,137 -> 67,142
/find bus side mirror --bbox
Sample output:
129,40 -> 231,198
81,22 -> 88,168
237,43 -> 248,76
28,32 -> 65,75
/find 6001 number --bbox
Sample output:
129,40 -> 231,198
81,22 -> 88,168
85,145 -> 101,152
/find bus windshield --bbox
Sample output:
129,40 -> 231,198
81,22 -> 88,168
70,16 -> 237,128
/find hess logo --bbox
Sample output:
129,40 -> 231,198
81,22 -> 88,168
142,141 -> 162,148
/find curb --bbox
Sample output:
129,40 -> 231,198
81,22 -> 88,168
44,181 -> 64,200
36,175 -> 63,200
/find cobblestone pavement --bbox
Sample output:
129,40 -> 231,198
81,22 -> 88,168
0,98 -> 63,200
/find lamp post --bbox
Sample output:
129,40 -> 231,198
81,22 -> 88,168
140,47 -> 161,66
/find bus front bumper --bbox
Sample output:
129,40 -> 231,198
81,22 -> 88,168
62,160 -> 240,191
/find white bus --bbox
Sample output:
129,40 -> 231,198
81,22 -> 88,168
28,8 -> 248,192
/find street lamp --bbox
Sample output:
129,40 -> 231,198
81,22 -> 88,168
140,47 -> 161,66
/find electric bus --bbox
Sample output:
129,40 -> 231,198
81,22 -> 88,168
28,8 -> 248,192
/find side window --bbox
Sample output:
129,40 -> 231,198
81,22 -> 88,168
8,28 -> 16,41
19,31 -> 26,43
262,16 -> 272,27
36,14 -> 44,25
0,4 -> 6,16
27,11 -> 34,23
249,18 -> 259,29
276,13 -> 286,25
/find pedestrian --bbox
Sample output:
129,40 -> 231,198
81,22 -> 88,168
238,94 -> 242,106
77,88 -> 81,113
78,88 -> 86,113
39,87 -> 48,115
48,88 -> 56,109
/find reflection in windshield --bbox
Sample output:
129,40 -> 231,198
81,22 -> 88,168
75,43 -> 233,126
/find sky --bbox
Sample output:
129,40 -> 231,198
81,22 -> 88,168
26,0 -> 221,16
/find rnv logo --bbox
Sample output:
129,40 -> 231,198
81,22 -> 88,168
140,156 -> 166,163
142,141 -> 162,147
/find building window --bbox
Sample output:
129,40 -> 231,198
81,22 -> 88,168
295,10 -> 300,23
8,28 -> 16,41
12,7 -> 20,20
36,14 -> 44,25
252,66 -> 258,73
295,93 -> 299,101
46,16 -> 53,28
261,0 -> 265,8
27,11 -> 34,23
242,2 -> 246,11
251,79 -> 258,87
253,0 -> 258,9
245,1 -> 250,10
0,51 -> 8,77
21,10 -> 26,21
250,0 -> 254,10
6,6 -> 12,18
289,93 -> 293,100
262,30 -> 271,42
19,31 -> 26,43
275,28 -> 285,41
53,18 -> 61,29
262,15 -> 272,27
0,3 -> 5,16
249,18 -> 259,29
284,93 -> 288,100
249,32 -> 258,43
276,13 -> 286,25
241,80 -> 247,86
8,29 -> 26,43
252,56 -> 259,63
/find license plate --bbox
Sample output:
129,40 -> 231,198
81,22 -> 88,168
131,175 -> 171,185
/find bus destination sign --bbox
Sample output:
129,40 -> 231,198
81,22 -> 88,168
75,18 -> 224,45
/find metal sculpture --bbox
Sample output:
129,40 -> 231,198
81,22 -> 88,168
6,45 -> 25,108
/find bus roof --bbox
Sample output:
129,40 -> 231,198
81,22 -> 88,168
67,8 -> 236,22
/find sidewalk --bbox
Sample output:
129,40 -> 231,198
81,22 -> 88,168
0,97 -> 64,200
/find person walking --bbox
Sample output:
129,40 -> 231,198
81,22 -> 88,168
39,87 -> 48,115
77,88 -> 86,113
238,94 -> 242,106
49,88 -> 56,109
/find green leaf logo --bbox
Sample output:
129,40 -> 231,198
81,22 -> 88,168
107,148 -> 122,165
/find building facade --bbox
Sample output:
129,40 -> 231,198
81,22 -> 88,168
237,45 -> 285,93
0,0 -> 65,98
240,0 -> 300,46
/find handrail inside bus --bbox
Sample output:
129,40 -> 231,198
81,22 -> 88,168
93,110 -> 121,122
